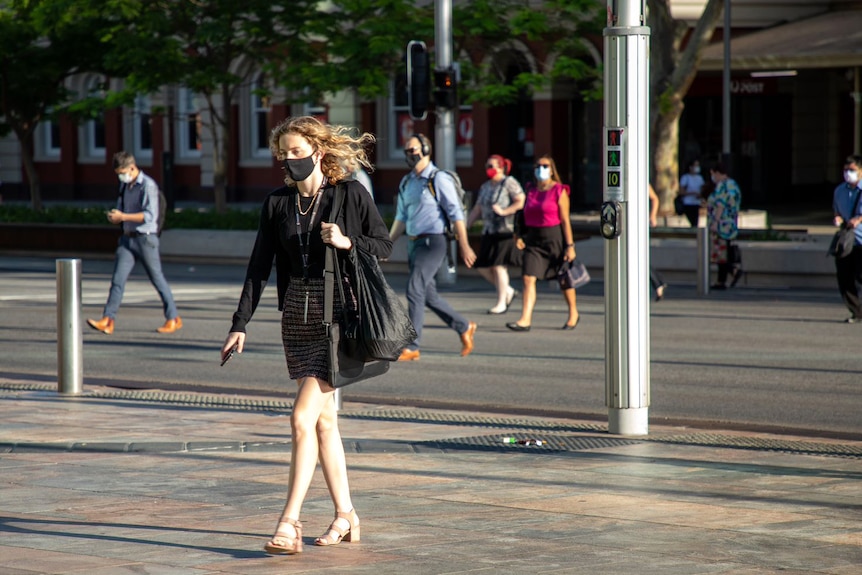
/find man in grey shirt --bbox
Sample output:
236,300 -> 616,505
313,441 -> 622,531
87,151 -> 181,335
389,134 -> 476,360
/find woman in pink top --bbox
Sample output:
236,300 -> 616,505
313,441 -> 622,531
507,155 -> 579,331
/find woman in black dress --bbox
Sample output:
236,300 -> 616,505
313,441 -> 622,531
221,116 -> 391,556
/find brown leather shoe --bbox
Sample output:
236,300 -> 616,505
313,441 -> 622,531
157,316 -> 183,334
86,317 -> 114,335
397,348 -> 420,361
460,321 -> 477,357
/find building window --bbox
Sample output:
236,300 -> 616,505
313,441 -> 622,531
177,87 -> 201,159
250,74 -> 271,158
85,77 -> 106,158
133,95 -> 153,159
455,104 -> 473,163
36,112 -> 61,159
387,71 -> 473,165
305,102 -> 328,123
389,72 -> 413,161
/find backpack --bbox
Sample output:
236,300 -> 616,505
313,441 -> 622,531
119,181 -> 168,236
156,189 -> 167,236
426,168 -> 469,238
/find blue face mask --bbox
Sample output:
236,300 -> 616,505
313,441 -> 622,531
534,165 -> 551,181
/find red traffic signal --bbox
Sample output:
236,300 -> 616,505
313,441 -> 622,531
433,68 -> 457,109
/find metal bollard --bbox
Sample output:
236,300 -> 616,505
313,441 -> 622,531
56,259 -> 83,395
334,387 -> 343,411
696,227 -> 710,295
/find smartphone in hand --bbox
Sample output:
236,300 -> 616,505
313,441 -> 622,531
220,345 -> 237,366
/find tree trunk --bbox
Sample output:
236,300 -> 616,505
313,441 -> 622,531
653,95 -> 683,214
648,0 -> 725,214
16,128 -> 42,211
211,85 -> 231,214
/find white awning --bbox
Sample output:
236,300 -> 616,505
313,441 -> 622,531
699,10 -> 862,71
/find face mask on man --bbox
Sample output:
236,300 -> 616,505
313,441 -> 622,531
844,169 -> 859,185
283,155 -> 316,182
117,173 -> 133,184
405,153 -> 422,169
691,166 -> 701,174
534,165 -> 551,181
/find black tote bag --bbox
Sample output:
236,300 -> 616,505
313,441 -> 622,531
323,185 -> 416,387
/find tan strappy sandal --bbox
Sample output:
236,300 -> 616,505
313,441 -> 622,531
314,509 -> 360,546
264,517 -> 303,555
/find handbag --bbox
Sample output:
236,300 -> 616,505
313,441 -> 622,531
557,258 -> 590,291
323,185 -> 416,388
828,190 -> 860,259
828,227 -> 856,259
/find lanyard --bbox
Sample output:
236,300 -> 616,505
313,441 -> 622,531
295,186 -> 325,282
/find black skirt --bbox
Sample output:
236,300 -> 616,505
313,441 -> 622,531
475,232 -> 521,268
281,277 -> 345,382
521,226 -> 564,281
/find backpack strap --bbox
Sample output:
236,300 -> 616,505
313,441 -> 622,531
426,168 -> 440,201
426,168 -> 455,232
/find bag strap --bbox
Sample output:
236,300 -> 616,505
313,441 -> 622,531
850,188 -> 862,225
323,183 -> 348,327
491,176 -> 509,207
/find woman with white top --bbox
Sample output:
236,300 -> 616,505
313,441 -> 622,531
678,159 -> 704,227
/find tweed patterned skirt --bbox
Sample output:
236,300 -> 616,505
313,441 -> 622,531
281,277 -> 346,382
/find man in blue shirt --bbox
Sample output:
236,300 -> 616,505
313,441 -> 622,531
832,155 -> 862,323
389,134 -> 477,360
87,151 -> 182,335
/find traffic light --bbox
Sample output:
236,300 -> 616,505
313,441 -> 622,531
433,68 -> 457,109
406,41 -> 430,120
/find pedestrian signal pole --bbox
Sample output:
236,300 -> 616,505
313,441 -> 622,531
434,0 -> 456,171
601,0 -> 650,435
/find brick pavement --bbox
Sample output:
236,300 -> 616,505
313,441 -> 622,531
1,381 -> 860,575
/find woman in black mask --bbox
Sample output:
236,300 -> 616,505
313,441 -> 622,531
221,116 -> 391,556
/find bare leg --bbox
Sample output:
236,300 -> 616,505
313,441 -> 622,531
514,275 -> 537,327
315,394 -> 358,543
563,287 -> 579,327
272,377 -> 332,534
487,266 -> 513,313
477,266 -> 495,287
317,393 -> 353,514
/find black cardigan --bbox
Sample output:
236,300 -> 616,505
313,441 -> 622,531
230,179 -> 392,333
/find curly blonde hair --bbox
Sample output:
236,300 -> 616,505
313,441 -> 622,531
269,116 -> 375,185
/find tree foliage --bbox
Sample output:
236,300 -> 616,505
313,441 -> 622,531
0,0 -> 132,209
454,0 -> 605,107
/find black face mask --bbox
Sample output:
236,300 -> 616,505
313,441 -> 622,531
283,155 -> 316,182
405,153 -> 422,168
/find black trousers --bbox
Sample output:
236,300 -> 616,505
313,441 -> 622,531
682,205 -> 700,228
717,242 -> 742,285
835,245 -> 862,318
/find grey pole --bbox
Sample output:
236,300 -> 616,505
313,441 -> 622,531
434,0 -> 455,172
334,387 -> 343,411
722,0 -> 731,164
853,67 -> 861,156
56,258 -> 83,395
601,0 -> 650,436
696,226 -> 711,295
